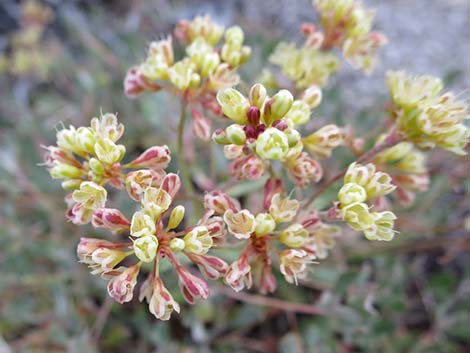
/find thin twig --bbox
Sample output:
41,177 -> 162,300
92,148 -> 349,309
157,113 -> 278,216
216,285 -> 326,316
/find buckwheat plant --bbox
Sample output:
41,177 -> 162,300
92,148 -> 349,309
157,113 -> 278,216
44,9 -> 469,321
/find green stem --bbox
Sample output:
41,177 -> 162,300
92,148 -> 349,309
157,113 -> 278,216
177,99 -> 194,197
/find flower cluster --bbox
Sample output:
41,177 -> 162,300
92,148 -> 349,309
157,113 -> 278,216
387,71 -> 470,155
269,0 -> 387,90
216,183 -> 331,292
213,83 -> 341,187
44,112 -> 171,224
338,162 -> 397,241
0,0 -> 58,80
124,15 -> 251,141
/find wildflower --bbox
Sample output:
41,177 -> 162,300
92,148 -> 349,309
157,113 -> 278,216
167,205 -> 185,230
142,187 -> 172,219
224,209 -> 256,239
72,181 -> 107,210
130,211 -> 156,238
364,211 -> 397,241
269,193 -> 299,223
133,235 -> 159,263
224,256 -> 252,292
254,213 -> 276,236
338,183 -> 367,206
255,127 -> 290,160
303,124 -> 344,158
279,223 -> 309,248
186,253 -> 229,280
284,152 -> 323,187
279,249 -> 313,284
340,202 -> 374,231
183,226 -> 213,255
148,278 -> 181,320
204,190 -> 240,215
107,263 -> 141,304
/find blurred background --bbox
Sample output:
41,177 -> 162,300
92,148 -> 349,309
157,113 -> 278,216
0,1 -> 469,352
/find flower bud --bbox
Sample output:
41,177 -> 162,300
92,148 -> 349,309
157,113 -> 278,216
76,127 -> 96,154
187,253 -> 228,280
269,193 -> 299,223
92,208 -> 131,232
224,256 -> 252,292
284,128 -> 301,148
107,263 -> 140,304
247,106 -> 261,126
61,179 -> 82,190
133,235 -> 159,263
176,266 -> 209,304
226,124 -> 247,145
161,173 -> 181,199
254,213 -> 276,236
170,238 -> 185,251
204,190 -> 239,215
338,183 -> 367,206
128,145 -> 171,171
212,128 -> 230,145
94,138 -> 126,164
303,124 -> 344,159
216,88 -> 250,124
149,278 -> 180,320
263,178 -> 285,210
279,223 -> 309,248
225,26 -> 244,47
255,127 -> 289,160
72,181 -> 107,210
192,110 -> 212,141
168,59 -> 195,90
284,100 -> 311,126
88,157 -> 105,176
249,83 -> 267,108
86,245 -> 130,276
183,226 -> 213,255
301,85 -> 322,109
49,162 -> 84,179
263,89 -> 293,125
285,152 -> 323,187
223,209 -> 256,239
130,210 -> 156,238
168,205 -> 185,230
229,154 -> 266,180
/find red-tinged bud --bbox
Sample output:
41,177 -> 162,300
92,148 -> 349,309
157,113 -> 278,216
92,208 -> 131,231
229,155 -> 266,180
174,20 -> 190,43
244,125 -> 257,139
395,185 -> 415,207
301,22 -> 317,35
204,190 -> 240,215
149,277 -> 180,320
204,216 -> 226,238
128,145 -> 171,171
187,253 -> 229,280
259,264 -> 276,294
299,209 -> 321,230
43,145 -> 81,168
161,173 -> 181,199
285,152 -> 323,188
395,174 -> 429,192
77,237 -> 118,263
107,263 -> 140,304
224,254 -> 252,292
176,266 -> 209,304
305,31 -> 324,49
67,202 -> 93,225
263,178 -> 284,211
192,109 -> 212,141
247,106 -> 261,126
272,119 -> 288,131
124,67 -> 161,98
